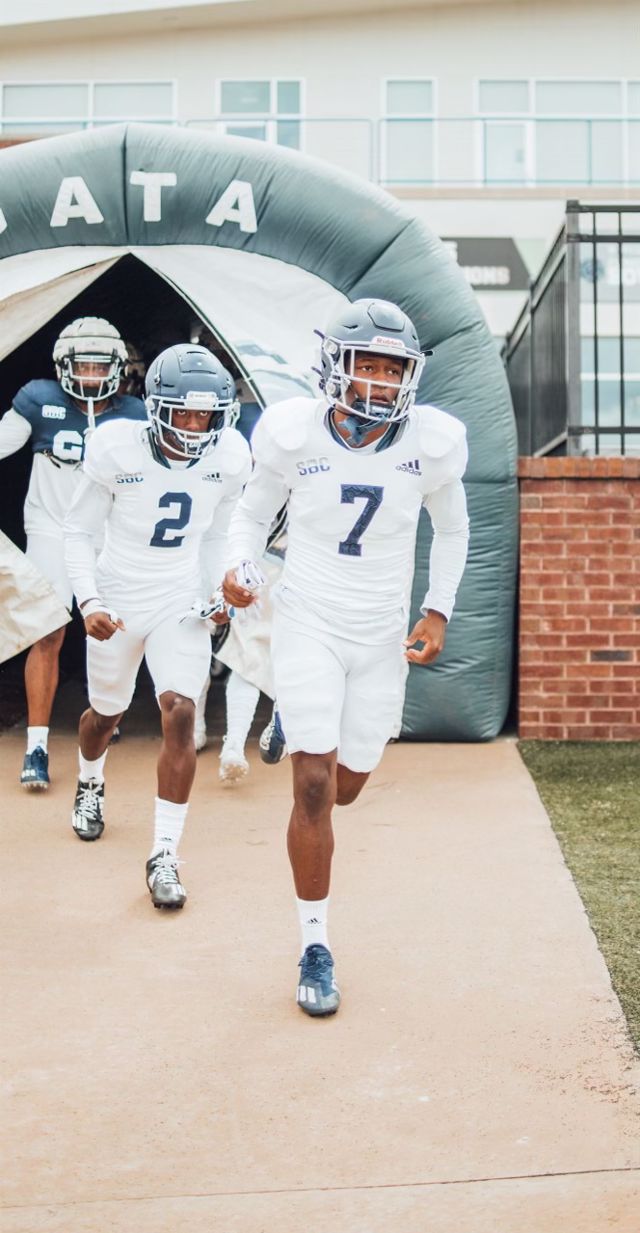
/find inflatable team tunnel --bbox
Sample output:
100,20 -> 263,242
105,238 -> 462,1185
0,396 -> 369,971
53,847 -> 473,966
0,123 -> 518,740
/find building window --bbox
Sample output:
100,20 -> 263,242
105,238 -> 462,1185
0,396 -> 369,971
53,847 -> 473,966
92,82 -> 174,121
382,78 -> 435,184
477,80 -> 530,114
0,81 -> 176,134
477,79 -> 636,186
579,224 -> 640,455
580,334 -> 640,456
535,80 -> 622,115
217,79 -> 302,150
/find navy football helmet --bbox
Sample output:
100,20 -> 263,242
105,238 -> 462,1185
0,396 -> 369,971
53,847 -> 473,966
145,344 -> 238,460
53,318 -> 127,404
317,299 -> 427,426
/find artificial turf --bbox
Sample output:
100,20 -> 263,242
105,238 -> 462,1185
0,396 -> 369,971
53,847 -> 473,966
519,741 -> 640,1051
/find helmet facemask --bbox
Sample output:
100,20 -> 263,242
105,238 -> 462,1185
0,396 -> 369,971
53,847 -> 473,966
146,390 -> 239,461
56,350 -> 124,403
321,337 -> 425,427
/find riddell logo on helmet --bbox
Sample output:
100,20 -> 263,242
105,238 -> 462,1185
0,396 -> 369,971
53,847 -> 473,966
371,335 -> 404,348
185,391 -> 218,409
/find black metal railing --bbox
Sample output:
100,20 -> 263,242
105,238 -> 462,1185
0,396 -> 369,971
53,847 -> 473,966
502,202 -> 640,456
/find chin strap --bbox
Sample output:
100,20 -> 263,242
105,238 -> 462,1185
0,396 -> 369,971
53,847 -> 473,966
339,414 -> 375,446
330,405 -> 396,448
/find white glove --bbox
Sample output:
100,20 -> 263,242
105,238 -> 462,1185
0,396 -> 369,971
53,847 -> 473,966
236,559 -> 266,591
233,560 -> 267,622
180,590 -> 235,625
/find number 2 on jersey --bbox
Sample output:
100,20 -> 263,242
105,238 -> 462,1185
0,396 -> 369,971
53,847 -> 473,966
339,484 -> 384,557
150,492 -> 193,547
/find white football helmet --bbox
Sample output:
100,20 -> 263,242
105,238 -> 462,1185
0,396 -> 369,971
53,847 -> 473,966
53,317 -> 128,403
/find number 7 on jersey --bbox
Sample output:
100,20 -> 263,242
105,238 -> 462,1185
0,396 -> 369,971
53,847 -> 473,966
338,484 -> 384,557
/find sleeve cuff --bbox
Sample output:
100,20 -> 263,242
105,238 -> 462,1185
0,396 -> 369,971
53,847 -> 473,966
421,595 -> 453,622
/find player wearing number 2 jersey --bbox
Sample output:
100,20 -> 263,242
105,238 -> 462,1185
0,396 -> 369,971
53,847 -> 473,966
64,344 -> 251,910
0,318 -> 144,790
223,299 -> 469,1016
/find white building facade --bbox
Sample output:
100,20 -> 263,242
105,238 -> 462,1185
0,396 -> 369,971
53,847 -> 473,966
0,0 -> 638,341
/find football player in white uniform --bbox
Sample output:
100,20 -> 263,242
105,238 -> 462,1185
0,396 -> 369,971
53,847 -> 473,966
223,299 -> 470,1014
64,344 -> 251,909
0,318 -> 144,789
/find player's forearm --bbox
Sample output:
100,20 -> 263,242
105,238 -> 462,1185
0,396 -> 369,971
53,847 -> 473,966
202,531 -> 229,596
422,523 -> 469,622
226,513 -> 269,567
64,531 -> 100,607
0,409 -> 31,459
422,478 -> 470,621
63,477 -> 111,606
225,466 -> 288,568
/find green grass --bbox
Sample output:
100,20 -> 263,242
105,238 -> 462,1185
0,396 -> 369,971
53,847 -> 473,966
518,741 -> 640,1051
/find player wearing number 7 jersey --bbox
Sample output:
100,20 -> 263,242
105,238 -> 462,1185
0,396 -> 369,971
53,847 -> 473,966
223,299 -> 469,1016
64,344 -> 250,910
0,318 -> 145,790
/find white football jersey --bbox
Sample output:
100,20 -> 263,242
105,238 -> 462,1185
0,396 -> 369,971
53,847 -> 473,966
66,418 -> 251,613
226,397 -> 469,644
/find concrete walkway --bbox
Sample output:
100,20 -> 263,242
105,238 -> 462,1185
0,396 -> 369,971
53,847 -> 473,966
2,684 -> 639,1232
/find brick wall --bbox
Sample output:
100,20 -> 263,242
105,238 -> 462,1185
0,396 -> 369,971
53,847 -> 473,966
518,457 -> 640,740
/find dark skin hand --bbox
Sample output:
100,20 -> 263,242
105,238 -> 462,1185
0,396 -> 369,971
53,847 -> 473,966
83,610 -> 126,641
404,610 -> 447,664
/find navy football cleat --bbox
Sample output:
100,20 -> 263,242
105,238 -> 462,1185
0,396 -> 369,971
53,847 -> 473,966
72,778 -> 105,841
297,944 -> 341,1017
259,705 -> 287,765
20,747 -> 50,790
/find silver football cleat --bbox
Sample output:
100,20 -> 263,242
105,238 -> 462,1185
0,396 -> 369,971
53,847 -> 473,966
146,849 -> 187,910
72,777 -> 105,841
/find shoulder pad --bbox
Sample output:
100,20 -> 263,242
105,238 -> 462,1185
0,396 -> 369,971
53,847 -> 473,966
216,427 -> 252,477
259,398 -> 318,453
12,380 -> 65,421
416,404 -> 467,459
85,418 -> 146,484
111,395 -> 147,421
91,416 -> 136,444
87,416 -> 138,465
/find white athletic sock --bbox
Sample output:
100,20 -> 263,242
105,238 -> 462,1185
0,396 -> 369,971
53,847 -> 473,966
79,748 -> 107,784
224,671 -> 260,751
151,797 -> 188,858
27,726 -> 48,754
297,896 -> 330,955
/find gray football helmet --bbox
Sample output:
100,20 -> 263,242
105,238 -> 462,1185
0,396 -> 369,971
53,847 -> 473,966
145,343 -> 238,460
53,317 -> 128,403
317,299 -> 427,426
